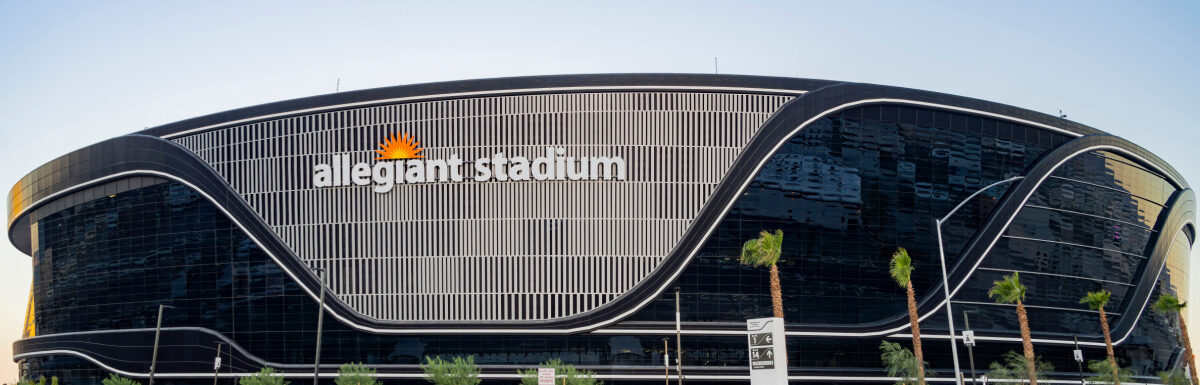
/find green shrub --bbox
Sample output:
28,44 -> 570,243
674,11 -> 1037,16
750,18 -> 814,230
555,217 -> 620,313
240,367 -> 289,385
100,374 -> 140,385
1160,368 -> 1191,385
518,359 -> 602,385
18,376 -> 61,385
336,362 -> 381,385
986,351 -> 1053,382
1086,359 -> 1131,384
421,356 -> 481,385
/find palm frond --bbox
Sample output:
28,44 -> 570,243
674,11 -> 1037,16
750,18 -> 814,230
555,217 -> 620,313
987,272 -> 1025,304
987,351 -> 1052,381
1080,289 -> 1111,310
1153,294 -> 1187,314
889,247 -> 913,288
740,230 -> 783,267
879,341 -> 931,384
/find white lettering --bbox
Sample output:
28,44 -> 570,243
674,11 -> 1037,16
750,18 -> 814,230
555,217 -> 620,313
591,157 -> 626,180
311,149 -> 628,190
474,157 -> 492,181
331,156 -> 342,186
352,163 -> 371,186
492,153 -> 509,181
426,159 -> 449,183
554,147 -> 566,181
405,159 -> 425,183
566,157 -> 589,181
313,164 -> 332,187
509,156 -> 531,181
341,154 -> 352,186
446,154 -> 464,182
532,147 -> 554,181
372,161 -> 395,193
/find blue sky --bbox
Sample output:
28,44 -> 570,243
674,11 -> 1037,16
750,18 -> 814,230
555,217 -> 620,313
1,1 -> 1198,380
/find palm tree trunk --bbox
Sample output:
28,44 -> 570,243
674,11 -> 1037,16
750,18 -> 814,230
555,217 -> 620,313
906,281 -> 925,385
1098,307 -> 1118,385
769,264 -> 784,318
1179,313 -> 1199,385
1016,299 -> 1037,385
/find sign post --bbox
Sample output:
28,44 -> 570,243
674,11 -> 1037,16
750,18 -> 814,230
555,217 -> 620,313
537,368 -> 556,385
747,317 -> 788,385
1073,336 -> 1085,385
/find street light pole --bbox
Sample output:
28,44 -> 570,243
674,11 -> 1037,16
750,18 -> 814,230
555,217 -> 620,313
312,267 -> 327,385
935,176 -> 1024,385
149,304 -> 174,385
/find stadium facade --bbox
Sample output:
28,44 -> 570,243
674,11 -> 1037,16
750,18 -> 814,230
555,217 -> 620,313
7,74 -> 1193,384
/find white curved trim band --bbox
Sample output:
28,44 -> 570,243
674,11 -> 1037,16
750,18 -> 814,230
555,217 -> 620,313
12,100 -> 1187,335
13,349 -> 1163,384
158,85 -> 809,139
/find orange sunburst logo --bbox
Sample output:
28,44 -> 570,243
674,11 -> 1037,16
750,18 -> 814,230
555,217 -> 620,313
375,133 -> 425,160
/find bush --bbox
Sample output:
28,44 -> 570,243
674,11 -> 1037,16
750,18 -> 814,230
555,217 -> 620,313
100,375 -> 138,385
336,363 -> 381,385
18,376 -> 61,385
986,351 -> 1053,382
240,367 -> 289,385
518,359 -> 602,385
1160,368 -> 1190,385
1086,359 -> 1131,384
421,356 -> 481,385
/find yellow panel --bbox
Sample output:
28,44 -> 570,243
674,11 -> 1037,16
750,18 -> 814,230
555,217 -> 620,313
22,283 -> 35,338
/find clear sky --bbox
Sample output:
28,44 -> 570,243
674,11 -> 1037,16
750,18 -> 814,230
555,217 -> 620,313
1,1 -> 1198,381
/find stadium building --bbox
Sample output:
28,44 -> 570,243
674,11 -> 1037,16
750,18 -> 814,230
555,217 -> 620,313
7,74 -> 1193,383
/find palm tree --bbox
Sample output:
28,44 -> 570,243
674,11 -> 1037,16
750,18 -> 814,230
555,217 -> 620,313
889,247 -> 925,384
1153,294 -> 1199,385
741,230 -> 785,318
1080,289 -> 1120,384
988,272 -> 1037,385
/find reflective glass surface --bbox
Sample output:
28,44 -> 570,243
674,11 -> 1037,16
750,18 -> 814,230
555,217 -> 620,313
954,149 -> 1185,365
630,105 -> 1066,325
19,105 -> 1190,381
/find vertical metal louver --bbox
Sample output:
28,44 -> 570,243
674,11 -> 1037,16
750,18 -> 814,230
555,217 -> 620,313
172,91 -> 793,322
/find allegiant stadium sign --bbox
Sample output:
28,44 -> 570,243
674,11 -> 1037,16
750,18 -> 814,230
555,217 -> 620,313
312,133 -> 628,193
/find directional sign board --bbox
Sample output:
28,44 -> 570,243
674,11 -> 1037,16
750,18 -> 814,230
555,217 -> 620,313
750,347 -> 775,369
749,333 -> 773,346
747,317 -> 788,385
537,368 -> 555,385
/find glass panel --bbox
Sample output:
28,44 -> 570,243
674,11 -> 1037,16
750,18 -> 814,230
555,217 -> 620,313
632,105 -> 1064,325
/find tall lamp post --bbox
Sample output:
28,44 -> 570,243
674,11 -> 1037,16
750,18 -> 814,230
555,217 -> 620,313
149,304 -> 175,385
935,176 -> 1024,385
312,267 -> 327,385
